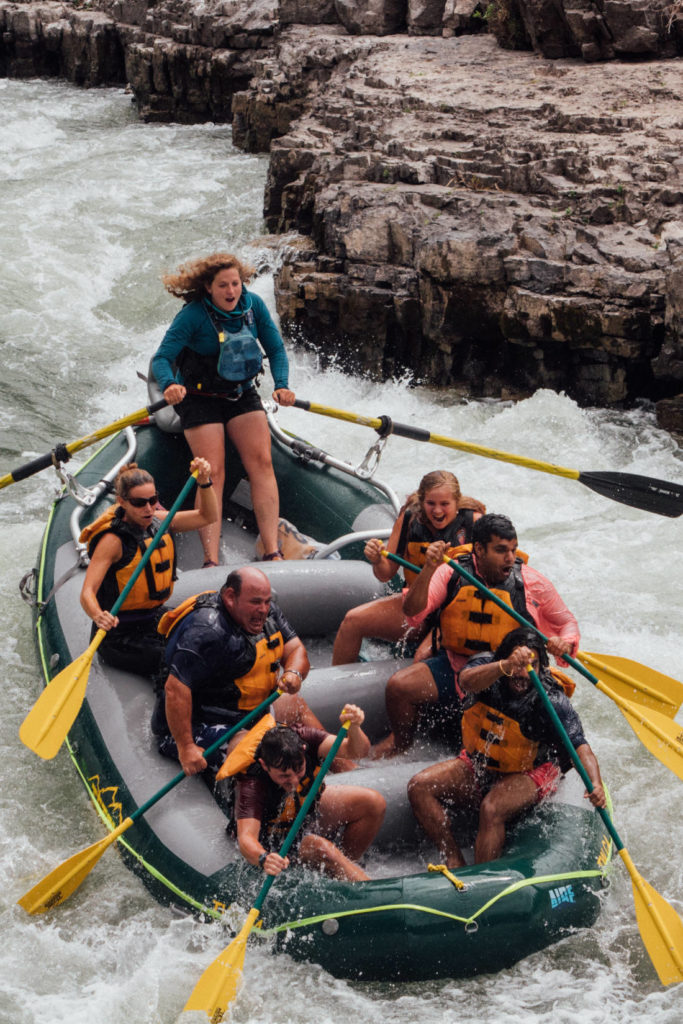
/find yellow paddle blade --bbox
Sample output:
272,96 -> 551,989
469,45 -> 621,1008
19,631 -> 105,759
619,849 -> 683,986
579,651 -> 683,718
598,682 -> 683,782
18,817 -> 132,914
184,907 -> 261,1021
215,713 -> 276,781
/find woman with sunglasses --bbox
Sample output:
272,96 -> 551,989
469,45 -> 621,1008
79,457 -> 217,680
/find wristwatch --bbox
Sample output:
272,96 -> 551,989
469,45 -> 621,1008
258,852 -> 267,869
283,668 -> 303,683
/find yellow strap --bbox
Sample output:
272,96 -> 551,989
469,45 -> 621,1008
428,863 -> 466,891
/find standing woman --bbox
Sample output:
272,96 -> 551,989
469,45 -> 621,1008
151,253 -> 295,565
331,470 -> 485,665
79,457 -> 217,679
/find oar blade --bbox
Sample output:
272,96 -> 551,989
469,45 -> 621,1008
184,908 -> 260,1020
578,471 -> 683,518
609,689 -> 683,782
19,641 -> 98,759
579,651 -> 683,718
18,827 -> 123,914
629,867 -> 683,986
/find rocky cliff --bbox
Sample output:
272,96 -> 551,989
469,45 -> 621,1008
1,0 -> 682,424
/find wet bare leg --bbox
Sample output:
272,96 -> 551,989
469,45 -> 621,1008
227,411 -> 280,556
474,774 -> 538,864
332,595 -> 406,665
316,785 -> 386,860
298,834 -> 370,881
184,422 -> 225,564
408,758 -> 478,869
372,662 -> 439,758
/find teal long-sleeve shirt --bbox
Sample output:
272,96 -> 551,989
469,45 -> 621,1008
151,289 -> 290,393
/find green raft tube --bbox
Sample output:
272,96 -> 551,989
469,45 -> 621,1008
22,405 -> 612,982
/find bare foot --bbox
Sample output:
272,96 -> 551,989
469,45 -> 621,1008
330,757 -> 358,773
369,733 -> 400,760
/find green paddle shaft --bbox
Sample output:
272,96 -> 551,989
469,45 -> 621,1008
384,549 -> 608,695
527,668 -> 623,851
254,722 -> 350,913
131,690 -> 281,824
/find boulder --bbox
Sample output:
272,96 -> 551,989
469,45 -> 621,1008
334,0 -> 407,35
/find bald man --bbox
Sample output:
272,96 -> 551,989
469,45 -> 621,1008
153,567 -> 315,776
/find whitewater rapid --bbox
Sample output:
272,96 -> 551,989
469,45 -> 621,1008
1,78 -> 682,1024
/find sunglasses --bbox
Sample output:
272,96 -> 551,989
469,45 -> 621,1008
126,493 -> 159,508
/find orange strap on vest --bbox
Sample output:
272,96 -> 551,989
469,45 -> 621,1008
157,591 -> 214,637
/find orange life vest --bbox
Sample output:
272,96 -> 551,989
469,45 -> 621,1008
461,666 -> 574,772
462,702 -> 539,773
438,551 -> 532,657
80,505 -> 175,611
234,631 -> 285,711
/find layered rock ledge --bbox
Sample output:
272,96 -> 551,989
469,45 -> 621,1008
2,1 -> 682,422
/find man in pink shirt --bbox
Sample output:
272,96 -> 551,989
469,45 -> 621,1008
372,513 -> 579,758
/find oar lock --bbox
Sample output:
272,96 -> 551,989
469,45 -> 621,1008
53,461 -> 99,508
357,432 -> 391,478
373,415 -> 394,438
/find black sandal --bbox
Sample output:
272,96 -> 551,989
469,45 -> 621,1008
262,550 -> 284,561
202,559 -> 219,568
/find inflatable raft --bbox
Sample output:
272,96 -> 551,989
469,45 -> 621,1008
22,407 -> 612,982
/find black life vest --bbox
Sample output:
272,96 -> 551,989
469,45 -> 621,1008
160,592 -> 284,716
397,508 -> 476,585
80,506 -> 176,612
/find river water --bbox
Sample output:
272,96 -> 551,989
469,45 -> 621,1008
1,78 -> 682,1023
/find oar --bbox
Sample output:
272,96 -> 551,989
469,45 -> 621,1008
17,691 -> 281,914
576,651 -> 683,718
184,720 -> 351,1021
382,550 -> 683,780
293,399 -> 683,519
526,666 -> 683,986
19,470 -> 199,760
0,398 -> 168,491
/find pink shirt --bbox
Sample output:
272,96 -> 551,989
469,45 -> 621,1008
406,561 -> 580,681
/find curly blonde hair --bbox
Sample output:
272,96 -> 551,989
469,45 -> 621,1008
162,253 -> 256,303
404,470 -> 486,524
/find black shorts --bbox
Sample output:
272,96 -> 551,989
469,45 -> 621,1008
177,386 -> 264,430
96,611 -> 166,682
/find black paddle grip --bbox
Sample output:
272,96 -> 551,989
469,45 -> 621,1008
146,398 -> 169,415
9,452 -> 60,482
385,419 -> 431,442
